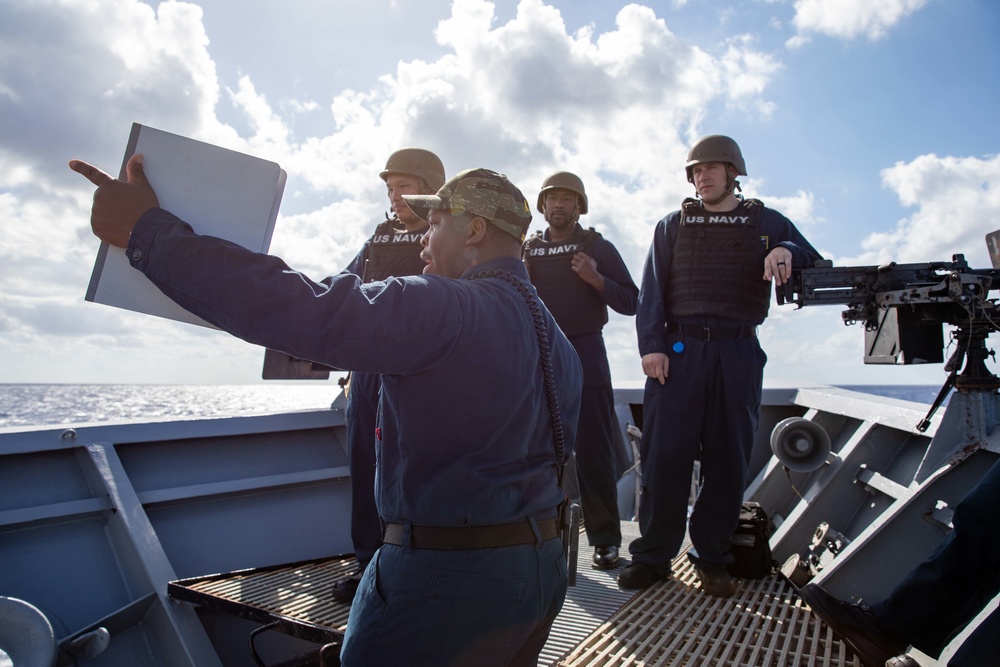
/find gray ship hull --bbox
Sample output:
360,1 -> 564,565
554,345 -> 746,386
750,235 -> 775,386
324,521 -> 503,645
1,385 -> 996,666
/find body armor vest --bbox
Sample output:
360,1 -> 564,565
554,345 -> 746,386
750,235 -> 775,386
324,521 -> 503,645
523,226 -> 607,336
665,199 -> 771,322
362,219 -> 428,282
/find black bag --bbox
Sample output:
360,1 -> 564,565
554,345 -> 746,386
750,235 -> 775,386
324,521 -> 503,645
727,502 -> 775,579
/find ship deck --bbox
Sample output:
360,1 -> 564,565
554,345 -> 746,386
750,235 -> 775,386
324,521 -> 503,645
168,521 -> 860,666
10,387 -> 956,665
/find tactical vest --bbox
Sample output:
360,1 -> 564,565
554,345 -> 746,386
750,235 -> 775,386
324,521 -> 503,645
523,226 -> 607,336
362,219 -> 428,282
665,198 -> 772,322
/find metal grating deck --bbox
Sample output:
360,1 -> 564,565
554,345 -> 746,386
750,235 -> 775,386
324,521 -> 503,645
554,554 -> 861,667
545,520 -> 861,667
168,522 -> 862,667
168,555 -> 357,646
538,529 -> 641,666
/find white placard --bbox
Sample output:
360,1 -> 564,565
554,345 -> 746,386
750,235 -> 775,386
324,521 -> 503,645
85,123 -> 287,328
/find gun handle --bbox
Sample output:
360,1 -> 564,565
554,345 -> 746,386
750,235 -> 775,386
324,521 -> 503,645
776,273 -> 795,306
562,502 -> 581,587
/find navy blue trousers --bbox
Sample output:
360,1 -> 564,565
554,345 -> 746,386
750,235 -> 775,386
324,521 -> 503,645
630,334 -> 765,568
874,454 -> 1000,664
340,537 -> 567,666
345,371 -> 382,569
569,332 -> 622,548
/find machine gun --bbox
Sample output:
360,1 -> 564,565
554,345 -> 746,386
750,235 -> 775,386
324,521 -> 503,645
777,239 -> 1000,432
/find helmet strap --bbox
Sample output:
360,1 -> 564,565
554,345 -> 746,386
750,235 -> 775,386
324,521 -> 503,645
566,203 -> 581,226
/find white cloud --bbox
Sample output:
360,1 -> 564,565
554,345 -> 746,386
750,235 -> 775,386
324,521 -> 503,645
5,0 -> 979,388
226,76 -> 292,156
719,35 -> 782,116
754,188 -> 819,229
785,34 -> 810,49
843,153 -> 1000,267
251,0 -> 788,266
0,0 -> 227,183
791,0 -> 929,40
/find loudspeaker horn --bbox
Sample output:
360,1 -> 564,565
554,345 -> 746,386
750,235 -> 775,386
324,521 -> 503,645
770,417 -> 831,472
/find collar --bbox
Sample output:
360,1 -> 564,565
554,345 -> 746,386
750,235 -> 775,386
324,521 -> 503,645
542,221 -> 582,243
460,256 -> 529,281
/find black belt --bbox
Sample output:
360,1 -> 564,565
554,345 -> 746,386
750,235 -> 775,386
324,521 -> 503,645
665,322 -> 757,341
383,517 -> 561,550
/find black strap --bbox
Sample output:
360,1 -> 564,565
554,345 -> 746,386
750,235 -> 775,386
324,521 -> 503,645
383,518 -> 561,549
665,322 -> 756,341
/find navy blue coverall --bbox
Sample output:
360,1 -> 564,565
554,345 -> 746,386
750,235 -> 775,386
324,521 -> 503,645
127,209 -> 583,666
526,225 -> 638,549
632,203 -> 821,570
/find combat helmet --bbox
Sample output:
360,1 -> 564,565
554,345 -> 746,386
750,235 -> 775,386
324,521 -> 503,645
537,171 -> 588,215
380,148 -> 446,193
685,135 -> 747,183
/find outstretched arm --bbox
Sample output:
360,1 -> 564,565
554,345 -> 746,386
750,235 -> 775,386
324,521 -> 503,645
68,153 -> 159,247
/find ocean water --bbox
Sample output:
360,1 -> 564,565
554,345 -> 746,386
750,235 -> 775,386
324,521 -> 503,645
0,383 -> 946,429
0,384 -> 342,429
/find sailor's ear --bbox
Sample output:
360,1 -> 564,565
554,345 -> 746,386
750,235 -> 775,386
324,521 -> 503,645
466,216 -> 489,243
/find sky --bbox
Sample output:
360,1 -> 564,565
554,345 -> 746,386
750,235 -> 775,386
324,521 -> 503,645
1,0 -> 999,389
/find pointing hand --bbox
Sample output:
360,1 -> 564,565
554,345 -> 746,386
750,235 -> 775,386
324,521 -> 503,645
69,153 -> 159,248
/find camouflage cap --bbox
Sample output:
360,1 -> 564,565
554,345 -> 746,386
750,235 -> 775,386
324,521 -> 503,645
402,168 -> 532,242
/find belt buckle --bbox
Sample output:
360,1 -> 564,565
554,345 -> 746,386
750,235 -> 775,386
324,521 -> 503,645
703,326 -> 711,342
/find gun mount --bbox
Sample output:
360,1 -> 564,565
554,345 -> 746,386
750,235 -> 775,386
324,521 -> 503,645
777,250 -> 1000,439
